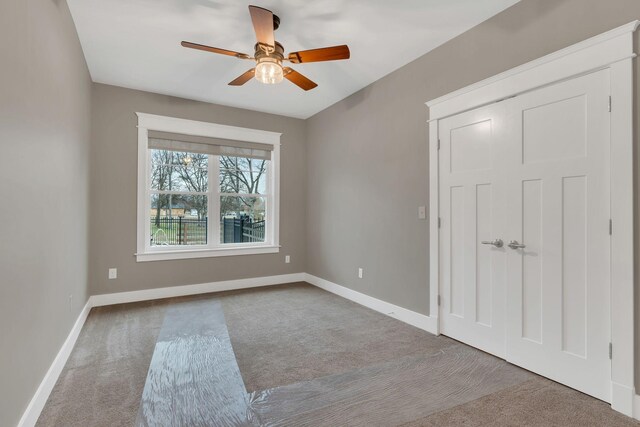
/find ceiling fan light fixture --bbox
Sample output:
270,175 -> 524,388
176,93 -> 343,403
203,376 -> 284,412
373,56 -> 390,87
255,57 -> 283,84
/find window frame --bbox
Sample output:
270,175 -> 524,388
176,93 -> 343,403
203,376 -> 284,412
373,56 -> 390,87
136,113 -> 281,262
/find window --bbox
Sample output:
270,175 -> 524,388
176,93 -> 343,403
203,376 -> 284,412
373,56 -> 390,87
136,113 -> 280,261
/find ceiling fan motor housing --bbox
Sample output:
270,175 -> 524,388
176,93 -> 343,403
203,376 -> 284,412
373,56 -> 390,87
254,41 -> 285,61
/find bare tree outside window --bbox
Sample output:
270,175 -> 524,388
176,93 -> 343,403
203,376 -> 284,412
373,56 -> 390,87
149,149 -> 209,246
150,149 -> 174,227
148,148 -> 269,246
219,156 -> 267,193
219,156 -> 267,219
175,152 -> 208,220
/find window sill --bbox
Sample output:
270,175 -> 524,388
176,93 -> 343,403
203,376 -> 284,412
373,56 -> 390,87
135,245 -> 280,262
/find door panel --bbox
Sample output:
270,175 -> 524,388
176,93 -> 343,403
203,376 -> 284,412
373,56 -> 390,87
562,175 -> 587,357
504,69 -> 611,401
450,120 -> 493,172
449,185 -> 465,317
475,183 -> 493,327
522,95 -> 587,164
439,104 -> 507,358
521,179 -> 543,344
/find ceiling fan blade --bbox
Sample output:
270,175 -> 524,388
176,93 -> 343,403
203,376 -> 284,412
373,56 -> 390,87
283,68 -> 318,91
248,5 -> 275,48
228,69 -> 256,86
287,45 -> 350,64
181,41 -> 251,59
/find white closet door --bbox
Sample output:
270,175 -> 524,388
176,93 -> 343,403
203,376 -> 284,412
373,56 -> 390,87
503,69 -> 611,401
438,103 -> 507,358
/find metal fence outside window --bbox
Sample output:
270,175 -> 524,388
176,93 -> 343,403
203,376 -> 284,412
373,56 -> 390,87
151,217 -> 265,246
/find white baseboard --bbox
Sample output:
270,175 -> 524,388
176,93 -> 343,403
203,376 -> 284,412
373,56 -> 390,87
18,300 -> 92,427
304,273 -> 438,335
89,273 -> 306,307
633,393 -> 640,421
611,381 -> 634,417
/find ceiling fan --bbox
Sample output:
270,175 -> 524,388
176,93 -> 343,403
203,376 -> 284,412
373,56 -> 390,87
181,5 -> 350,91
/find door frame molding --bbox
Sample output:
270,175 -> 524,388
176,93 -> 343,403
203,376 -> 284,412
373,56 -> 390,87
426,21 -> 639,416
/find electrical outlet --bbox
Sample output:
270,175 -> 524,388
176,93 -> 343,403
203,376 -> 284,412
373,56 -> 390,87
418,206 -> 426,220
108,268 -> 117,280
285,255 -> 291,264
358,268 -> 363,279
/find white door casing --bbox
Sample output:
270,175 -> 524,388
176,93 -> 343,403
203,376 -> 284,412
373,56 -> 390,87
427,22 -> 638,415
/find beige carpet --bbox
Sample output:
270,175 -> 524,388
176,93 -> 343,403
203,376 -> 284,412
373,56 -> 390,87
402,377 -> 636,427
36,299 -> 170,426
36,282 -> 638,426
219,283 -> 457,391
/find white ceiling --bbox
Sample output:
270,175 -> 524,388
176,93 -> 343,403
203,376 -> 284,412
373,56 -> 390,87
68,0 -> 520,119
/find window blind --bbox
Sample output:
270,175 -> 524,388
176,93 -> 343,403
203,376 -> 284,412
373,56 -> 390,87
148,130 -> 272,160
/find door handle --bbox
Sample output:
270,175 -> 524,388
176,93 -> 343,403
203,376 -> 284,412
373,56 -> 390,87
508,240 -> 526,249
481,239 -> 503,248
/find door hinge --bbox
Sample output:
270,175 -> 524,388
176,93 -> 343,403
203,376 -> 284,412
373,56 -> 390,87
437,139 -> 441,150
437,295 -> 441,307
609,342 -> 613,360
608,96 -> 612,112
438,217 -> 441,228
609,219 -> 612,235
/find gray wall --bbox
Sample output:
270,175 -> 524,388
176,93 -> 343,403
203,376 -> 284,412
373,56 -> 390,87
0,0 -> 92,426
307,0 -> 640,316
89,84 -> 307,295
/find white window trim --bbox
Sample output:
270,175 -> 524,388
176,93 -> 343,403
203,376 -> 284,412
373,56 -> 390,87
135,113 -> 281,262
426,21 -> 638,417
